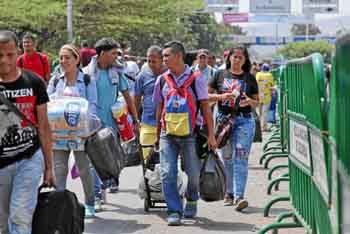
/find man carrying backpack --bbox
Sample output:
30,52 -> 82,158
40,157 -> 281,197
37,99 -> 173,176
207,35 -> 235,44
16,32 -> 51,83
0,30 -> 55,234
153,41 -> 217,226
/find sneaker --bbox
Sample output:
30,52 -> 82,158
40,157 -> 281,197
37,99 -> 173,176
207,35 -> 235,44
235,198 -> 248,211
95,198 -> 102,212
167,213 -> 181,226
85,205 -> 95,218
223,194 -> 234,206
109,185 -> 119,193
183,200 -> 197,218
101,189 -> 107,204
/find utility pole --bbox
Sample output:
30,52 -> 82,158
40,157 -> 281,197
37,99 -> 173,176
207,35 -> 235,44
67,0 -> 73,42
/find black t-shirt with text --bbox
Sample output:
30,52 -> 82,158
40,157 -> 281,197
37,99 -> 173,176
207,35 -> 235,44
0,70 -> 49,169
208,69 -> 258,114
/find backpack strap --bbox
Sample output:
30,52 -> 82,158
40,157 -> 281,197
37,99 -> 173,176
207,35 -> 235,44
19,56 -> 24,68
160,71 -> 199,99
37,53 -> 46,69
83,73 -> 91,86
124,73 -> 136,82
53,75 -> 63,89
161,71 -> 201,131
18,53 -> 45,69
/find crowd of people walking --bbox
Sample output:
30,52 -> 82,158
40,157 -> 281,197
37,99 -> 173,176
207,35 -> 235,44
0,30 -> 278,233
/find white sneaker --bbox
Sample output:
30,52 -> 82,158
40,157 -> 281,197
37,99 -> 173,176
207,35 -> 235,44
95,198 -> 102,212
101,189 -> 107,204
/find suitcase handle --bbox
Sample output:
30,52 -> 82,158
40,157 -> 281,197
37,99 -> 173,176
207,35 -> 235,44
38,184 -> 57,193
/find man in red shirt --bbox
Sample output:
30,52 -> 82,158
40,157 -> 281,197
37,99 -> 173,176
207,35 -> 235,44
16,32 -> 51,83
80,40 -> 96,67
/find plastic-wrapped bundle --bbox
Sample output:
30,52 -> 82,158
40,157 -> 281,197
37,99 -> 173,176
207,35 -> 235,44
138,164 -> 187,200
48,96 -> 101,151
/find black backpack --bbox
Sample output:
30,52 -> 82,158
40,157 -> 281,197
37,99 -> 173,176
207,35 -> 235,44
32,186 -> 85,234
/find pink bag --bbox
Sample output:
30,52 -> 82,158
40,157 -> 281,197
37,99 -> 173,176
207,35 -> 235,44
70,164 -> 80,179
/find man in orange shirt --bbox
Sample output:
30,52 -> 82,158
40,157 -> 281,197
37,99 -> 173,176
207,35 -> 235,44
17,32 -> 50,83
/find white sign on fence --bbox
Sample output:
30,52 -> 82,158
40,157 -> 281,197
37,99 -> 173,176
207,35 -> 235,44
250,0 -> 291,14
310,131 -> 329,201
303,0 -> 338,14
206,0 -> 239,13
289,119 -> 311,169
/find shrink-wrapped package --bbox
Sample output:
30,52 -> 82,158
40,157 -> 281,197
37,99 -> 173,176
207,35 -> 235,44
48,96 -> 101,151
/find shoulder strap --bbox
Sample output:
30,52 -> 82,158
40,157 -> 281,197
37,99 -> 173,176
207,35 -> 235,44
160,72 -> 199,99
0,85 -> 37,128
53,76 -> 62,88
124,73 -> 136,82
83,73 -> 91,86
54,73 -> 90,89
37,53 -> 46,69
182,71 -> 198,89
19,56 -> 24,68
163,73 -> 177,90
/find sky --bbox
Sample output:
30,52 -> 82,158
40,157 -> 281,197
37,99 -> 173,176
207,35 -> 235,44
217,0 -> 350,59
239,0 -> 350,15
235,0 -> 350,36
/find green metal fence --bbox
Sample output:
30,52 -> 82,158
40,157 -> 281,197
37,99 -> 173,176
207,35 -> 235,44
259,53 -> 332,234
329,34 -> 350,234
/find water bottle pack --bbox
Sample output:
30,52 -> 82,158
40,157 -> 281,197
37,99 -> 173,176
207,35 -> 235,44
48,96 -> 101,151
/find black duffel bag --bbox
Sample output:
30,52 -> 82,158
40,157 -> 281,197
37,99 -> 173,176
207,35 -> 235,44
32,186 -> 85,234
199,150 -> 226,202
85,127 -> 125,180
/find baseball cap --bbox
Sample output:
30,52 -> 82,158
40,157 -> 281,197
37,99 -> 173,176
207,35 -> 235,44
223,50 -> 230,58
261,63 -> 270,72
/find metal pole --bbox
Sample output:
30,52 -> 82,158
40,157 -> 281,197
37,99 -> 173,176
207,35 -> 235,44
67,0 -> 73,42
275,17 -> 279,52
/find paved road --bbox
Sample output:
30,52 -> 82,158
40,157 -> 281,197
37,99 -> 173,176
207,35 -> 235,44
67,134 -> 305,234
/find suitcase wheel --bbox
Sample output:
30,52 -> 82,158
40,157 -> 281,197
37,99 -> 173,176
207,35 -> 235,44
144,199 -> 150,212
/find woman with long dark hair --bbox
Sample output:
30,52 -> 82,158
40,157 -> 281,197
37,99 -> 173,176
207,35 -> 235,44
208,45 -> 259,211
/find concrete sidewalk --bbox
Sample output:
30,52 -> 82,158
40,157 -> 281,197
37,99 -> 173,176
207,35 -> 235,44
67,133 -> 305,234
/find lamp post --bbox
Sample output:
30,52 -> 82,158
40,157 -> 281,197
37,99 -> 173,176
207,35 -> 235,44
67,0 -> 73,42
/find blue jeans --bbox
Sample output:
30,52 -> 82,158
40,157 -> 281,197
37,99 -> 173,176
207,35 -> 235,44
0,149 -> 44,234
92,168 -> 119,199
218,115 -> 255,198
159,133 -> 201,214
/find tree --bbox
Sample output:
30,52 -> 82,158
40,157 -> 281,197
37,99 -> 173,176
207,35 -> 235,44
277,40 -> 334,62
291,24 -> 321,36
0,0 -> 236,59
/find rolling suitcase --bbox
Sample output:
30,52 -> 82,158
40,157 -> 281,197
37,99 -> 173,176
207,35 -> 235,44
85,127 -> 125,180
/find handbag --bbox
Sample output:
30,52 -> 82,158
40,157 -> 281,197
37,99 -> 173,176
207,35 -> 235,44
214,114 -> 235,149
